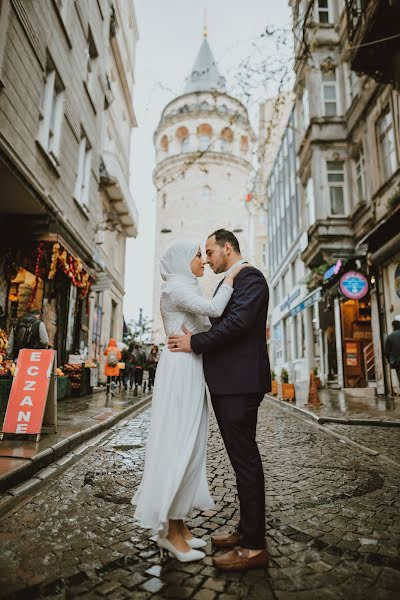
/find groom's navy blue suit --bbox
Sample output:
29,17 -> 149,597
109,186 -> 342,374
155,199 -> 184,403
191,266 -> 271,549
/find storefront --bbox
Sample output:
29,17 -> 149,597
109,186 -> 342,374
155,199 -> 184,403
361,205 -> 400,396
0,239 -> 98,401
319,260 -> 373,391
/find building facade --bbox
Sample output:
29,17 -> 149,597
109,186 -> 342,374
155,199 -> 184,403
0,0 -> 139,380
262,0 -> 400,395
152,35 -> 255,343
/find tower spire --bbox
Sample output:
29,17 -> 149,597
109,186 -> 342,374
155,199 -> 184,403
203,8 -> 208,38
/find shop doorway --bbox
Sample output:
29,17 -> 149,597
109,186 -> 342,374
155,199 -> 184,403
341,296 -> 373,388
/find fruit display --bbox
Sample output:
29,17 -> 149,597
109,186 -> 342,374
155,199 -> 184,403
0,329 -> 9,361
0,358 -> 15,377
56,368 -> 64,376
63,363 -> 83,393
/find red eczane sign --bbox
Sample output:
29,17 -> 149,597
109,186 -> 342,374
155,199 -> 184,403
2,349 -> 57,436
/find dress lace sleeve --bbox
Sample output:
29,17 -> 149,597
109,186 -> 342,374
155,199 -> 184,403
171,284 -> 233,318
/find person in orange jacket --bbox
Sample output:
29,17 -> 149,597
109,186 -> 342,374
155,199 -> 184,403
104,338 -> 121,396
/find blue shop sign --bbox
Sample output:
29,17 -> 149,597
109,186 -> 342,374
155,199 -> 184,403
323,259 -> 343,281
279,288 -> 301,313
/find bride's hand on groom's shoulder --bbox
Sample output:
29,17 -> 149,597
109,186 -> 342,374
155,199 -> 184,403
228,263 -> 251,284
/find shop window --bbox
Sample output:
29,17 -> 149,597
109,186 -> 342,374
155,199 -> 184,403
74,134 -> 92,207
322,69 -> 337,117
317,0 -> 330,23
327,160 -> 345,215
377,107 -> 397,182
38,55 -> 65,163
355,146 -> 367,203
85,28 -> 98,102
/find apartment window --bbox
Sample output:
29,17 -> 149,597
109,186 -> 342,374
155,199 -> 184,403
302,87 -> 310,130
317,0 -> 330,23
348,68 -> 360,101
261,243 -> 267,269
74,135 -> 92,207
273,285 -> 279,307
355,147 -> 366,202
322,69 -> 337,117
86,28 -> 98,101
38,58 -> 64,162
305,177 -> 315,227
327,161 -> 345,215
377,108 -> 397,181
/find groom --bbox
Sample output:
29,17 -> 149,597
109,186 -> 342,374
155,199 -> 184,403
168,229 -> 271,571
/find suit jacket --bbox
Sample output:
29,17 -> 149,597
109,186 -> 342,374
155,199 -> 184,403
191,266 -> 271,395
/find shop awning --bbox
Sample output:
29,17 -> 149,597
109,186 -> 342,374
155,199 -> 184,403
289,287 -> 322,317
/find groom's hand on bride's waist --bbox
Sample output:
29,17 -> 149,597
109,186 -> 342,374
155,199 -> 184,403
168,326 -> 192,353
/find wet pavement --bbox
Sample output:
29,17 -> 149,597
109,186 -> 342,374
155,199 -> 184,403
0,389 -> 151,492
269,388 -> 400,424
0,398 -> 399,599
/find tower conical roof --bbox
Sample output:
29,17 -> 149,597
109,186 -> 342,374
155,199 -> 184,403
184,38 -> 226,94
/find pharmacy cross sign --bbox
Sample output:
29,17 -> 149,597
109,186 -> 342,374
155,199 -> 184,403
339,271 -> 369,300
1,349 -> 57,441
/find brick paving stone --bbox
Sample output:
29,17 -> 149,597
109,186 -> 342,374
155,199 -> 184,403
0,402 -> 399,599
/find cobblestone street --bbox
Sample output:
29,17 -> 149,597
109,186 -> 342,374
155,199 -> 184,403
0,397 -> 399,600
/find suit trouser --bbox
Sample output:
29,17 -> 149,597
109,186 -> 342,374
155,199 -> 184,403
211,392 -> 266,549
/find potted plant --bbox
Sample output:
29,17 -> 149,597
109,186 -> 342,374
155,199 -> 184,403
312,366 -> 321,389
271,370 -> 277,396
278,368 -> 296,401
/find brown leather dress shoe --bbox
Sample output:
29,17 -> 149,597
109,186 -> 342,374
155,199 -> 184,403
212,546 -> 269,571
211,530 -> 243,548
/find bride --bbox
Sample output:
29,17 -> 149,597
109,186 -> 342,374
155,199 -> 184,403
132,240 -> 244,562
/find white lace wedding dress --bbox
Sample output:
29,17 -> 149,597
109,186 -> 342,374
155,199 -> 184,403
132,243 -> 233,536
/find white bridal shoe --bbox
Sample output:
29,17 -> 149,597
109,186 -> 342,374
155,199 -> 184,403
150,534 -> 207,549
157,537 -> 205,562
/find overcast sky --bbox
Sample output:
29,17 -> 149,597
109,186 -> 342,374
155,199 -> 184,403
125,0 -> 292,326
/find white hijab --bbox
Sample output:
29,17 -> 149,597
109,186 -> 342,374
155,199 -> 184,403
160,240 -> 200,296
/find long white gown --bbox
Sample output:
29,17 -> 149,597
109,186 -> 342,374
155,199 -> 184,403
132,243 -> 233,536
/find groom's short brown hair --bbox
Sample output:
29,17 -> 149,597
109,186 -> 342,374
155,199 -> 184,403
208,229 -> 240,253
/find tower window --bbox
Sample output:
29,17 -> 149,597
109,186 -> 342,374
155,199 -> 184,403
197,124 -> 212,152
160,135 -> 169,152
176,126 -> 190,152
202,185 -> 211,199
200,101 -> 209,111
162,193 -> 167,208
220,127 -> 234,152
240,136 -> 249,153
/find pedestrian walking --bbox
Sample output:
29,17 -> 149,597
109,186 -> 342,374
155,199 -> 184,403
169,229 -> 271,571
132,240 -> 244,563
146,345 -> 159,389
7,308 -> 50,360
132,343 -> 145,387
384,320 -> 400,392
104,338 -> 121,396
